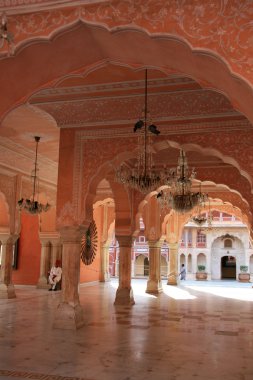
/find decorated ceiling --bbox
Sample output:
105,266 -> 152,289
0,0 -> 253,224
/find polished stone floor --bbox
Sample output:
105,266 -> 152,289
0,279 -> 253,380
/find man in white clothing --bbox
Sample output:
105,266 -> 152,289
48,260 -> 62,291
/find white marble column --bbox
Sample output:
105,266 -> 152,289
192,228 -> 197,248
167,243 -> 179,285
146,240 -> 163,294
0,234 -> 17,299
53,226 -> 85,330
99,243 -> 110,282
37,241 -> 50,289
114,235 -> 135,305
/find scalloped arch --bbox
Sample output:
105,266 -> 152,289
1,22 -> 253,125
211,233 -> 245,251
109,139 -> 252,202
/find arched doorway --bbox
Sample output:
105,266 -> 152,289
221,255 -> 236,279
144,257 -> 149,276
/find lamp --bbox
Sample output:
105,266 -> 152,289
0,12 -> 14,54
157,150 -> 208,213
197,200 -> 215,232
115,69 -> 171,194
17,136 -> 51,215
192,185 -> 208,225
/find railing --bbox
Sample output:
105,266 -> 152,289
196,242 -> 206,248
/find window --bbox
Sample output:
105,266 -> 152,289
197,231 -> 206,243
224,239 -> 232,248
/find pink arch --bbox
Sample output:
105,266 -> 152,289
1,23 -> 253,125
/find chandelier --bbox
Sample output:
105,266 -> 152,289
198,200 -> 214,232
192,185 -> 208,225
17,136 -> 51,215
157,150 -> 208,213
115,69 -> 171,194
0,12 -> 14,54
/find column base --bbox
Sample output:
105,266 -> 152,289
37,276 -> 50,289
114,287 -> 135,305
53,302 -> 85,330
146,279 -> 163,294
0,283 -> 16,299
167,273 -> 178,286
99,273 -> 111,282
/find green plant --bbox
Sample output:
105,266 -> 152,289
197,265 -> 206,272
240,265 -> 248,273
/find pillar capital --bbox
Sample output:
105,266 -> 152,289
59,225 -> 86,243
0,233 -> 18,245
168,242 -> 179,250
39,239 -> 50,247
116,235 -> 133,247
148,239 -> 163,249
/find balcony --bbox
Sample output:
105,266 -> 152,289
196,242 -> 206,248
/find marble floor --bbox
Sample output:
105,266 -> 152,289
0,279 -> 253,380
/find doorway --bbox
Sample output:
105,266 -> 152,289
144,257 -> 149,276
221,255 -> 236,279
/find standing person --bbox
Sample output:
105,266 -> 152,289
48,259 -> 62,291
179,263 -> 186,280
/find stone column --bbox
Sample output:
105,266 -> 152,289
37,241 -> 50,289
53,226 -> 85,330
167,243 -> 179,285
0,234 -> 17,299
146,240 -> 163,294
192,252 -> 198,275
114,235 -> 135,305
192,228 -> 197,248
99,242 -> 110,282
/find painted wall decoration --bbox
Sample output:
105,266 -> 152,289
81,220 -> 98,265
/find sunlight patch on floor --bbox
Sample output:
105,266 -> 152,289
163,285 -> 197,300
185,285 -> 253,301
109,279 -> 157,298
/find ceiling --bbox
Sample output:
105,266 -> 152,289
0,65 -> 251,189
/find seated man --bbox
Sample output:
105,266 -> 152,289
48,259 -> 62,291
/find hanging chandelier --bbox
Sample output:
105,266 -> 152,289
191,185 -> 208,225
17,136 -> 51,215
198,200 -> 214,232
115,69 -> 171,194
157,150 -> 208,213
0,12 -> 14,54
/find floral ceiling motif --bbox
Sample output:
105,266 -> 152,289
1,0 -> 253,84
37,89 -> 237,127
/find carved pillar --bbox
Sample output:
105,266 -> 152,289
146,240 -> 163,294
114,235 -> 135,306
0,234 -> 17,299
167,243 -> 179,286
192,251 -> 198,275
192,228 -> 197,248
99,242 -> 110,282
53,226 -> 85,330
37,240 -> 50,289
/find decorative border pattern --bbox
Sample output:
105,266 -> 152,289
59,119 -> 253,138
0,369 -> 88,380
1,1 -> 253,84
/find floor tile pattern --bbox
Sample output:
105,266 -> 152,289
0,280 -> 253,380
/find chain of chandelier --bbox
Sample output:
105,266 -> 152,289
17,136 -> 51,215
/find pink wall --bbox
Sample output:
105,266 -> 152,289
79,254 -> 100,283
12,213 -> 41,285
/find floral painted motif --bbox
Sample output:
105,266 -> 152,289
1,0 -> 253,84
